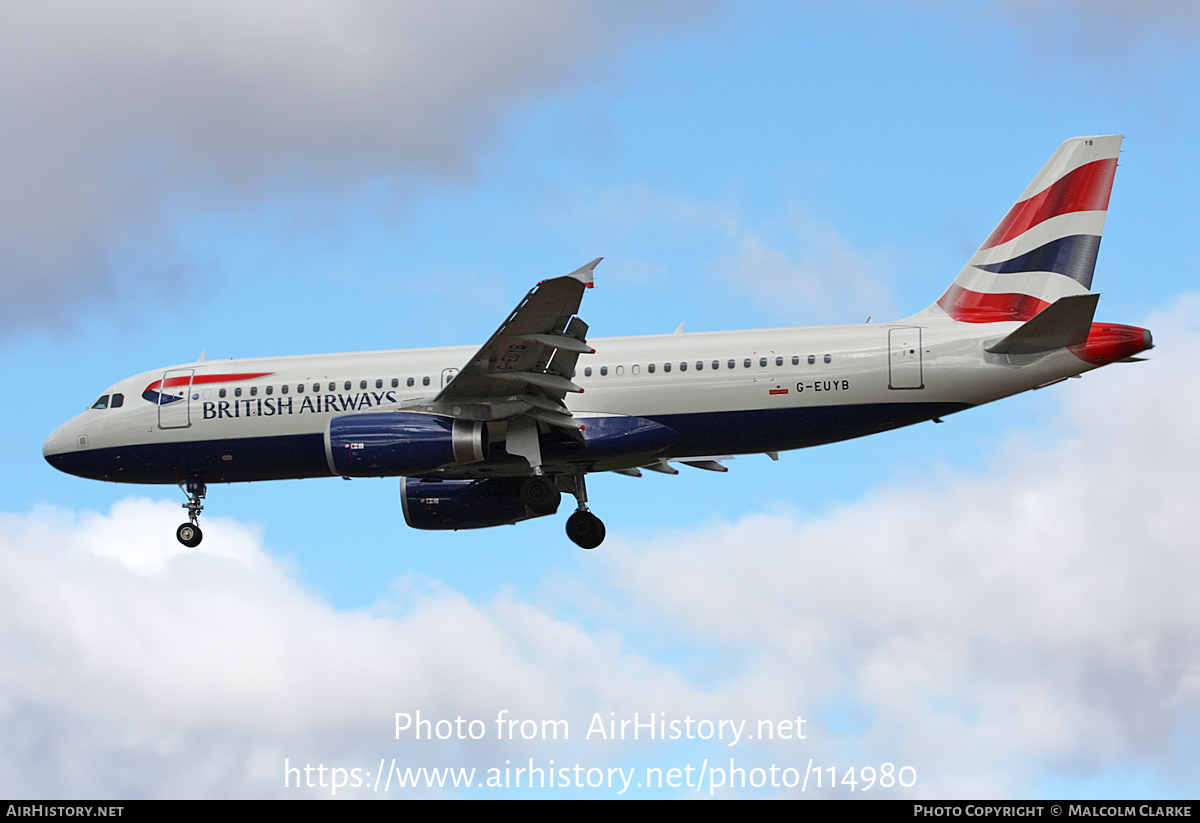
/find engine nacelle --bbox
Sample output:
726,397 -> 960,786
401,477 -> 557,530
325,412 -> 486,477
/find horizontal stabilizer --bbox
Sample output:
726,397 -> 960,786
984,293 -> 1099,355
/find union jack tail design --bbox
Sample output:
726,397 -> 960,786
933,135 -> 1122,323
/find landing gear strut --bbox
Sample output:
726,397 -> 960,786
176,481 -> 205,547
560,474 -> 605,550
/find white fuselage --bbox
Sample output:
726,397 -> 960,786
43,314 -> 1115,487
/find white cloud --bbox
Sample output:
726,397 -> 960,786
0,1 -> 711,332
718,210 -> 892,322
0,497 -> 719,798
559,184 -> 894,323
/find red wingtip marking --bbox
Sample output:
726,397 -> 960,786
585,282 -> 594,288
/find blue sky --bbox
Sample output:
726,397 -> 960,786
2,0 -> 1199,798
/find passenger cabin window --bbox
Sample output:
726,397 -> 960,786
776,356 -> 783,367
219,388 -> 227,398
743,359 -> 751,368
281,385 -> 289,394
266,386 -> 274,395
712,360 -> 719,370
585,367 -> 592,377
824,354 -> 832,364
360,380 -> 367,390
376,379 -> 383,389
110,393 -> 124,408
728,359 -> 735,369
679,362 -> 687,371
616,365 -> 624,376
250,386 -> 257,396
759,357 -> 767,367
297,384 -> 304,393
407,377 -> 414,387
808,355 -> 816,365
792,356 -> 799,366
234,387 -> 242,397
695,361 -> 703,371
422,376 -> 430,386
344,381 -> 351,391
632,365 -> 640,375
600,366 -> 608,376
664,363 -> 672,372
648,364 -> 656,373
91,395 -> 110,410
391,378 -> 398,388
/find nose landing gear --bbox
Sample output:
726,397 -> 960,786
560,474 -> 605,550
176,481 -> 206,547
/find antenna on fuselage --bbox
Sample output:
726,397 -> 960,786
674,322 -> 685,334
196,350 -> 206,362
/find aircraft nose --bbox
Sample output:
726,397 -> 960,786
43,415 -> 82,466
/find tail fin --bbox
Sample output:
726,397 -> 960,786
931,135 -> 1122,323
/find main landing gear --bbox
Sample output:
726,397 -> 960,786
519,475 -> 561,515
558,474 -> 605,550
176,481 -> 205,548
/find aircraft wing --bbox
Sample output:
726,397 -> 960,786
427,259 -> 600,429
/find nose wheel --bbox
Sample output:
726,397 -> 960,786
177,481 -> 206,547
176,522 -> 203,548
560,474 -> 606,549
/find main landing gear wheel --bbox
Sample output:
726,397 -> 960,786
561,473 -> 605,549
520,475 -> 561,515
177,480 -> 207,547
176,522 -> 203,548
566,511 -> 605,550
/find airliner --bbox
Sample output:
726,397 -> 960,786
43,135 -> 1152,549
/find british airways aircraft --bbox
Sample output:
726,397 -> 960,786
44,135 -> 1152,550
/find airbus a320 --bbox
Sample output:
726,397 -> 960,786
44,135 -> 1152,549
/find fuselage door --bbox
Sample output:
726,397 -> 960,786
888,327 -> 924,390
157,369 -> 194,429
441,368 -> 459,389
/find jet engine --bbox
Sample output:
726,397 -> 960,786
325,412 -> 486,477
401,477 -> 559,530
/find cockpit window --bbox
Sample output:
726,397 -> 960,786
91,395 -> 110,410
110,393 -> 124,408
